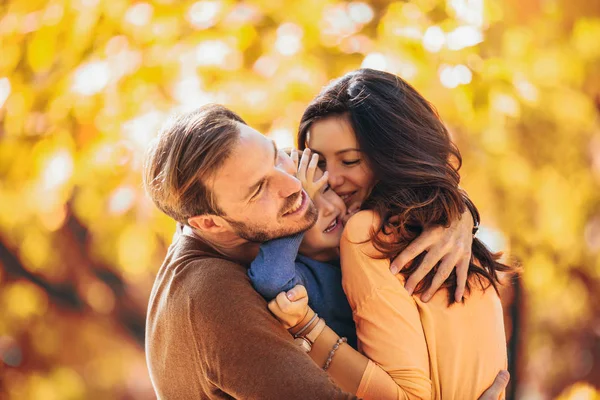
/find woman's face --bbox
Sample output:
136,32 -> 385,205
306,116 -> 375,209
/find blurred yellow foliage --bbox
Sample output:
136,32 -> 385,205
1,0 -> 599,398
557,383 -> 600,400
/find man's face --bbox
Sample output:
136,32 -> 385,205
210,123 -> 317,242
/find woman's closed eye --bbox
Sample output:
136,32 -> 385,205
343,159 -> 360,166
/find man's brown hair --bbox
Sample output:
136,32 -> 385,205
143,104 -> 246,224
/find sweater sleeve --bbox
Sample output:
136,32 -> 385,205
248,233 -> 306,299
341,211 -> 432,400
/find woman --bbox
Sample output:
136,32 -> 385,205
269,68 -> 512,399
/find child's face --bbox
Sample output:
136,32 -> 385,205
299,168 -> 347,261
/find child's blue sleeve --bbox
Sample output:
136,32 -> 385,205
248,232 -> 305,300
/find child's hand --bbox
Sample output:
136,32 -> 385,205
292,148 -> 329,200
267,285 -> 310,329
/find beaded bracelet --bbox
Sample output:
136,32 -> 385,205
323,337 -> 347,371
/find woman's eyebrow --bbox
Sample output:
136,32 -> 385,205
310,148 -> 360,156
335,148 -> 360,155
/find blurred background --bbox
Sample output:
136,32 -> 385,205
0,0 -> 599,398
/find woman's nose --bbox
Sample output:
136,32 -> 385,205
328,170 -> 344,189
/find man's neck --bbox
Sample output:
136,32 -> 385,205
182,225 -> 260,265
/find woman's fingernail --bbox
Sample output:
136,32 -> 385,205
390,265 -> 399,275
286,291 -> 295,300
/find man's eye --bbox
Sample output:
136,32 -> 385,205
252,183 -> 264,199
343,159 -> 360,166
317,160 -> 326,168
322,183 -> 330,193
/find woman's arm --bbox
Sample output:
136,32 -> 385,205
272,283 -> 510,400
268,287 -> 402,399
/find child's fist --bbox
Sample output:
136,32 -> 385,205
267,285 -> 310,329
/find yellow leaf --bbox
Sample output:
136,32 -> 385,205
26,27 -> 58,72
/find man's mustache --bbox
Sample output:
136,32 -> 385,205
280,191 -> 303,215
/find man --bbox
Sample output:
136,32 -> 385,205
143,104 -> 510,399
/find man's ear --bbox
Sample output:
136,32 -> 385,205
188,215 -> 230,234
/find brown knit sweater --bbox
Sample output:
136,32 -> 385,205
145,227 -> 357,399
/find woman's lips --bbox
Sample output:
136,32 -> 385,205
338,191 -> 357,204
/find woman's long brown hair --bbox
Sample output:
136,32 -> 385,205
298,68 -> 513,303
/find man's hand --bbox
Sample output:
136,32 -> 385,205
267,285 -> 310,329
390,209 -> 474,302
478,370 -> 510,400
292,148 -> 329,200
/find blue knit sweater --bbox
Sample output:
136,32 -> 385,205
248,233 -> 357,349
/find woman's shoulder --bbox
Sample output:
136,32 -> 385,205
343,210 -> 380,242
341,210 -> 389,260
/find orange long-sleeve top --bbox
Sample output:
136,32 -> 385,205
340,211 -> 507,400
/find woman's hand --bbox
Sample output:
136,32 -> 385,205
292,148 -> 329,200
478,371 -> 510,400
267,285 -> 310,329
390,210 -> 474,303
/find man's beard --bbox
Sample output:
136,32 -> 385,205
223,198 -> 318,243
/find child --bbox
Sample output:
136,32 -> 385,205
248,149 -> 358,348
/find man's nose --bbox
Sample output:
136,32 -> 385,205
276,169 -> 302,198
279,150 -> 296,175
